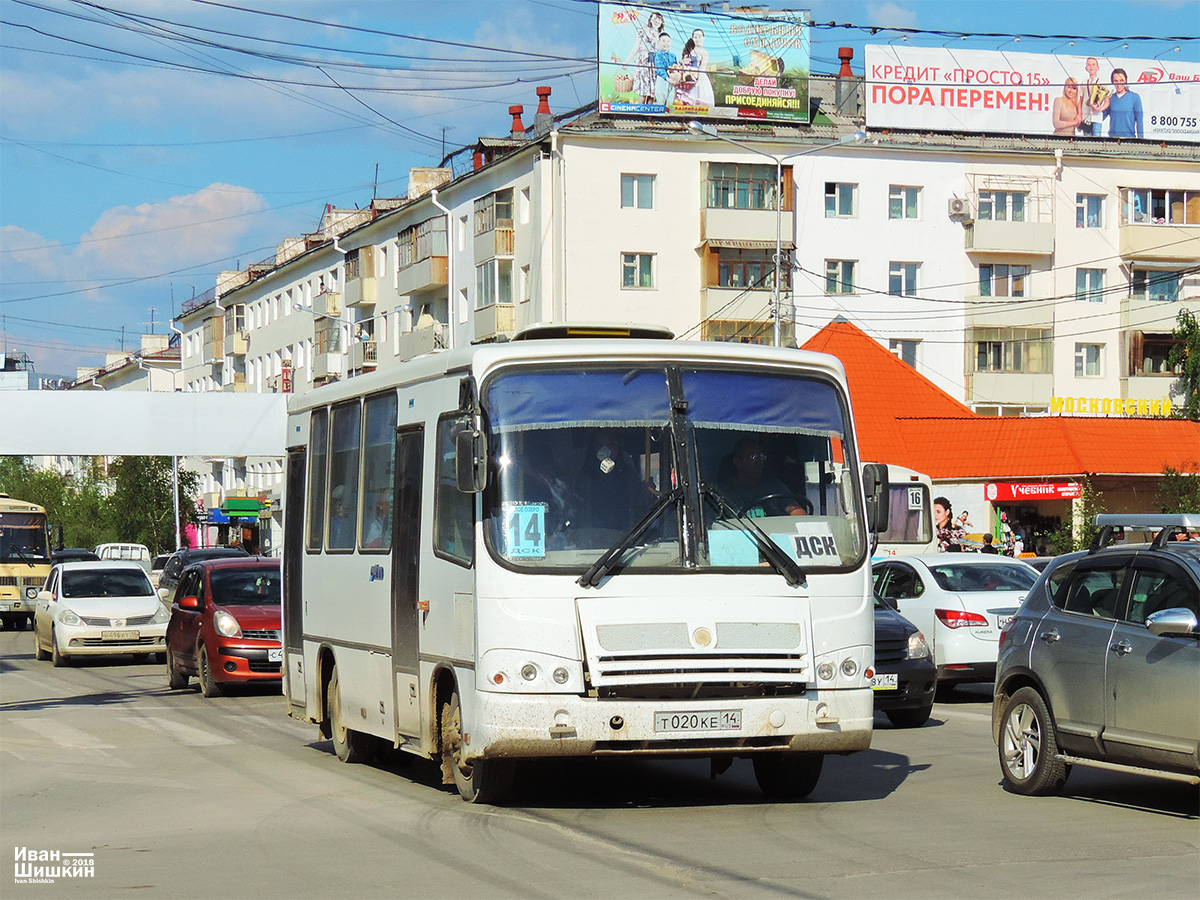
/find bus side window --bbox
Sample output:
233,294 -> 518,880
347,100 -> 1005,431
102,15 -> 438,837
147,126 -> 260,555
328,401 -> 362,551
435,416 -> 474,565
306,407 -> 329,552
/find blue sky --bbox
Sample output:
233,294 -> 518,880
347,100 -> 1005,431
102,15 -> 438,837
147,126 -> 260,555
1,0 -> 1196,378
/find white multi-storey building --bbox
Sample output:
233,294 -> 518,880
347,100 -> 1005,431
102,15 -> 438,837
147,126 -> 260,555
169,78 -> 1197,549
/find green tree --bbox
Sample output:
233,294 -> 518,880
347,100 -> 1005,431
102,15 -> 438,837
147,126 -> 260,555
1047,477 -> 1106,554
1168,307 -> 1200,421
107,457 -> 199,554
1156,462 -> 1200,513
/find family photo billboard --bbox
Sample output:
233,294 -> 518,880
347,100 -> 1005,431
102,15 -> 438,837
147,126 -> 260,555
598,2 -> 810,123
865,45 -> 1200,144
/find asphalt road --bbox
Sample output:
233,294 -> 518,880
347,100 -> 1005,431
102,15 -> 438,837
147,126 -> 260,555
1,627 -> 1197,900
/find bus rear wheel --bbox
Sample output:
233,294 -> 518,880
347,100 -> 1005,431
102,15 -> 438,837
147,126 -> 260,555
440,691 -> 514,804
752,752 -> 823,799
328,667 -> 376,764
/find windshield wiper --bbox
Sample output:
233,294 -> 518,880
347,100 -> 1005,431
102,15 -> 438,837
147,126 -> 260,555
578,486 -> 682,588
701,483 -> 806,587
6,543 -> 37,568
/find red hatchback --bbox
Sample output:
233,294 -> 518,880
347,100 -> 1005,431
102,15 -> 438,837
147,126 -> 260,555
165,557 -> 282,697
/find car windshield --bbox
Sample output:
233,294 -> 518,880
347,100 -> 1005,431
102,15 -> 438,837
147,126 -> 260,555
62,569 -> 154,598
209,568 -> 281,606
483,364 -> 864,574
927,563 -> 1038,592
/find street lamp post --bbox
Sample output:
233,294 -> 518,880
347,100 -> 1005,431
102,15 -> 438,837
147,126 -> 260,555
687,122 -> 865,346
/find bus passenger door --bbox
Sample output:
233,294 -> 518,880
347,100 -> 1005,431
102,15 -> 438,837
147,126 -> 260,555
283,448 -> 306,711
392,426 -> 424,738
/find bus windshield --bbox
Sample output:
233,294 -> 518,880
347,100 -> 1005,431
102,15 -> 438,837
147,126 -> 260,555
483,365 -> 865,574
0,513 -> 50,563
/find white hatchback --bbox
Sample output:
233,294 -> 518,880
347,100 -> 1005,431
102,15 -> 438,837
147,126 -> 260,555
873,554 -> 1039,685
34,561 -> 169,666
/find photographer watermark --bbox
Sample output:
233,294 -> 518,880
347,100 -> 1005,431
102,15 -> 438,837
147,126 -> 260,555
14,847 -> 95,884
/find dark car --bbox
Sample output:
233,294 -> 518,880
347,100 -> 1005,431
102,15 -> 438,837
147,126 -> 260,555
157,546 -> 250,601
872,592 -> 936,727
165,557 -> 282,697
993,514 -> 1200,795
51,548 -> 99,564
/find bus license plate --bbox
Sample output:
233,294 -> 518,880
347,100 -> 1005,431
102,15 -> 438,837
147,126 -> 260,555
101,630 -> 138,642
268,648 -> 283,662
654,710 -> 742,733
871,673 -> 899,691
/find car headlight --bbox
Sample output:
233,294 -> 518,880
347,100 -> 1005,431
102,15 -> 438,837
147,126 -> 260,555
213,610 -> 242,638
907,631 -> 931,660
59,608 -> 82,627
152,605 -> 170,624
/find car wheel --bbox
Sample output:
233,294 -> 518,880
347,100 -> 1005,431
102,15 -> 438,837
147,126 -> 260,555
328,667 -> 377,764
34,627 -> 49,661
885,703 -> 933,728
439,690 -> 514,803
51,629 -> 69,668
198,645 -> 223,698
998,687 -> 1068,796
166,648 -> 188,690
752,752 -> 824,799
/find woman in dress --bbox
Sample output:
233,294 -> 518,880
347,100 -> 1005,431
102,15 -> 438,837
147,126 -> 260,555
680,28 -> 715,107
1052,78 -> 1083,136
615,10 -> 664,104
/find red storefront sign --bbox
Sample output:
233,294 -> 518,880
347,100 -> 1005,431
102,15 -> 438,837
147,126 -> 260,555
985,482 -> 1082,502
281,366 -> 293,394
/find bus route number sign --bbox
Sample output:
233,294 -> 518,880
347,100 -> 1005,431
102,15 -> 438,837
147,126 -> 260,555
502,502 -> 546,558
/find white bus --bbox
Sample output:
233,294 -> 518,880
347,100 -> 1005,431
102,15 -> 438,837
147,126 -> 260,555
283,326 -> 889,803
872,465 -> 936,558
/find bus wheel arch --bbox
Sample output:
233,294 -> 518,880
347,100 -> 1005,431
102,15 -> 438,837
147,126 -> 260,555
316,645 -> 338,740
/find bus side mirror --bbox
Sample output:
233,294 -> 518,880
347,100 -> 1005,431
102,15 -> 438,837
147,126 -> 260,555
456,429 -> 487,493
862,463 -> 890,534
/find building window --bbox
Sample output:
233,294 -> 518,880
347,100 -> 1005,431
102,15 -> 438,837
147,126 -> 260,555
398,218 -> 447,269
889,262 -> 918,297
1132,333 -> 1183,375
475,258 -> 513,307
621,174 -> 654,209
825,259 -> 856,294
977,191 -> 1026,222
979,263 -> 1028,297
1074,343 -> 1103,377
1075,268 -> 1105,302
1120,188 -> 1200,225
717,248 -> 788,290
824,182 -> 855,217
889,339 -> 919,367
889,185 -> 919,219
972,327 -> 1051,373
224,304 -> 246,338
708,163 -> 780,210
621,252 -> 655,289
1132,270 -> 1181,302
473,188 -> 514,235
1076,194 -> 1104,228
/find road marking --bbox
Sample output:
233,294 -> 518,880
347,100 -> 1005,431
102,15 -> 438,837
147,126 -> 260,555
120,715 -> 234,746
14,718 -> 117,749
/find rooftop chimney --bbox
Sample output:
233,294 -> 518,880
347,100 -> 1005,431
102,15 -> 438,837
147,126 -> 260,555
835,47 -> 863,117
532,86 -> 553,135
509,105 -> 526,139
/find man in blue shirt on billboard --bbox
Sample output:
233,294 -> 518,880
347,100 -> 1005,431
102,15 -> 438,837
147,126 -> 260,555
1103,68 -> 1143,138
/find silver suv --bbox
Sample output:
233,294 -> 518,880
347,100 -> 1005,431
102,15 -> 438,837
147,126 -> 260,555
993,514 -> 1200,794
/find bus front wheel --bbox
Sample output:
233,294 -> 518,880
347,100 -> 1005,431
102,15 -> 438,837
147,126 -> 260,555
440,691 -> 514,804
752,752 -> 823,799
328,667 -> 376,764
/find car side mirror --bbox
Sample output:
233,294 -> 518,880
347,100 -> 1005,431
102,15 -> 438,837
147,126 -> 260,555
862,463 -> 890,534
456,428 -> 487,494
37,590 -> 52,603
179,595 -> 201,610
1146,607 -> 1198,637
157,587 -> 172,601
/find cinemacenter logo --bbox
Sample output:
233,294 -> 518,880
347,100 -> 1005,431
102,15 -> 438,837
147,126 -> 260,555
13,847 -> 95,883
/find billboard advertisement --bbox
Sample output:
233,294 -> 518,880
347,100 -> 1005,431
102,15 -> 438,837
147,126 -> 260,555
865,46 -> 1200,144
598,2 -> 810,122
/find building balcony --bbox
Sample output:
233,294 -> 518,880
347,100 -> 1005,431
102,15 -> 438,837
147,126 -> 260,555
964,220 -> 1055,257
963,296 -> 1054,329
474,303 -> 515,342
225,332 -> 247,357
704,207 -> 790,245
968,371 -> 1054,407
314,290 -> 342,319
474,226 -> 514,261
701,287 -> 778,322
396,256 -> 448,296
1118,224 -> 1200,264
345,276 -> 377,309
349,340 -> 378,371
397,322 -> 447,361
313,351 -> 342,381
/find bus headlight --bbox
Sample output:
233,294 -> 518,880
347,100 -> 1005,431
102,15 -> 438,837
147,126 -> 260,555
24,586 -> 38,601
479,649 -> 581,693
520,664 -> 538,681
840,658 -> 858,678
817,663 -> 835,681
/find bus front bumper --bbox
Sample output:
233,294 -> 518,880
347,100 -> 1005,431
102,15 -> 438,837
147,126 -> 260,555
465,688 -> 873,760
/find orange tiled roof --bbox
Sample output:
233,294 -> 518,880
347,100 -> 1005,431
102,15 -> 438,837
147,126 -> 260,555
802,320 -> 1200,479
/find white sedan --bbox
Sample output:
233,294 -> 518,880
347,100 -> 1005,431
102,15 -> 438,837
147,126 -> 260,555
873,554 -> 1039,685
34,561 -> 169,666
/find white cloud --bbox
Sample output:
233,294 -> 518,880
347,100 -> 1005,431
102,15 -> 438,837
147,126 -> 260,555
865,3 -> 920,29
